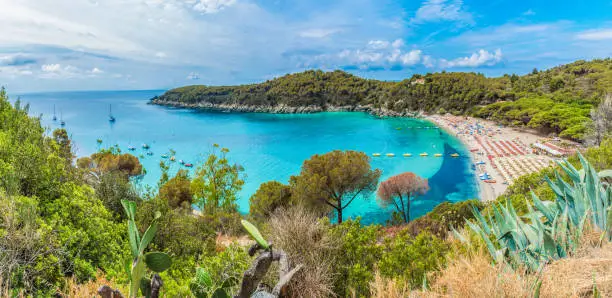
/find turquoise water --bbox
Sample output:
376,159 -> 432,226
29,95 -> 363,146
17,90 -> 479,224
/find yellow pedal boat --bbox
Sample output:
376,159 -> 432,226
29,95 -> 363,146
434,153 -> 443,157
450,153 -> 460,157
386,153 -> 395,157
420,153 -> 428,157
402,153 -> 412,157
372,153 -> 381,157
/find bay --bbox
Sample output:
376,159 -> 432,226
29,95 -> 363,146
17,89 -> 479,224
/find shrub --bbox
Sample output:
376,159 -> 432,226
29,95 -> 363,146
328,218 -> 382,297
268,206 -> 337,298
379,231 -> 450,288
159,169 -> 193,209
190,244 -> 251,298
248,181 -> 292,225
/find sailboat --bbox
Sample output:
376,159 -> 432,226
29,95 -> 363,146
60,111 -> 65,127
52,105 -> 57,121
109,104 -> 116,122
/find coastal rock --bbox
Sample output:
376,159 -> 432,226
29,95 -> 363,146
149,100 -> 422,118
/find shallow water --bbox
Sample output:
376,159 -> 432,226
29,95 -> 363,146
17,90 -> 479,224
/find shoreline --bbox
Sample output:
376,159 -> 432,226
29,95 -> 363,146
426,114 -> 557,203
152,99 -> 556,203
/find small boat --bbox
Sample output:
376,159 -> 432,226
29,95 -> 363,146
184,163 -> 193,167
420,153 -> 428,156
128,145 -> 136,151
402,153 -> 412,157
60,111 -> 65,127
108,104 -> 116,122
450,153 -> 460,157
170,156 -> 176,161
434,153 -> 443,157
484,180 -> 497,183
386,153 -> 395,157
52,105 -> 57,121
146,151 -> 153,156
161,154 -> 169,159
179,159 -> 185,164
142,144 -> 150,149
372,153 -> 381,157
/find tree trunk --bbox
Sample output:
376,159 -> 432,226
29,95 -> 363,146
337,207 -> 343,224
398,194 -> 408,223
406,195 -> 411,223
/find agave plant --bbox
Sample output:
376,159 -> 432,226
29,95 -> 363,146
458,152 -> 612,271
122,200 -> 172,298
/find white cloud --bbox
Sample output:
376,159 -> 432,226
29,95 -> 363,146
439,49 -> 502,68
422,55 -> 434,68
299,28 -> 342,38
411,0 -> 473,25
400,50 -> 422,65
300,39 -> 426,69
41,64 -> 62,72
522,9 -> 535,16
187,71 -> 200,80
192,0 -> 236,13
367,40 -> 390,49
91,67 -> 103,74
576,29 -> 612,41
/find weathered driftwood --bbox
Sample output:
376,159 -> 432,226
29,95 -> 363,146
234,243 -> 303,298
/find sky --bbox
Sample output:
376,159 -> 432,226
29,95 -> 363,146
0,0 -> 611,92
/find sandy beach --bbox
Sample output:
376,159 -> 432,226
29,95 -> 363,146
426,114 -> 559,202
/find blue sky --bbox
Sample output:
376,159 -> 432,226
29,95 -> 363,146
0,0 -> 611,92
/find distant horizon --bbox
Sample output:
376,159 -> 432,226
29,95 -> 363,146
7,57 -> 610,94
1,0 -> 611,92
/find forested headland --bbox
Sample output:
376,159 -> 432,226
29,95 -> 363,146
152,58 -> 612,140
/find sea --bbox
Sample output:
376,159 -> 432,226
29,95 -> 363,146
16,89 -> 479,224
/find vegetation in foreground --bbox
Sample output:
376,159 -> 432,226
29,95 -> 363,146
2,79 -> 612,298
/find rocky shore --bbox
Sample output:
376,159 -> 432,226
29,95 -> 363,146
149,99 -> 422,118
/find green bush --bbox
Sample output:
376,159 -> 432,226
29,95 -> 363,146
190,244 -> 251,298
379,231 -> 449,288
328,219 -> 382,297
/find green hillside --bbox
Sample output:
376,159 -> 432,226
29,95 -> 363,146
153,58 -> 612,140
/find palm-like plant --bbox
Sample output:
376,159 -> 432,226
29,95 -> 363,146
458,153 -> 612,271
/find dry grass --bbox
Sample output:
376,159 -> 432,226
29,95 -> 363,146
268,206 -> 337,298
370,228 -> 612,298
59,272 -> 126,297
369,273 -> 410,298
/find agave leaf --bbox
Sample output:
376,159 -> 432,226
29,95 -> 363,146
466,220 -> 497,262
598,170 -> 612,179
533,279 -> 542,298
241,219 -> 270,249
557,160 -> 581,184
451,226 -> 468,243
144,252 -> 172,272
471,205 -> 491,235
